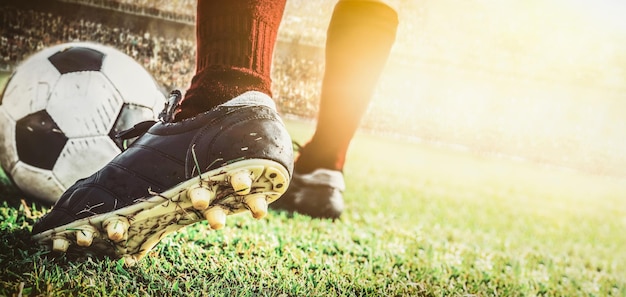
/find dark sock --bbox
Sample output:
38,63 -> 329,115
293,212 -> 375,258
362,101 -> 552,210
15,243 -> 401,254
295,0 -> 398,174
175,0 -> 286,121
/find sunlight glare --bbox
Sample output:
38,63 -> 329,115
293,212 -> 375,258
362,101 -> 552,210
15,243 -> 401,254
371,0 -> 626,177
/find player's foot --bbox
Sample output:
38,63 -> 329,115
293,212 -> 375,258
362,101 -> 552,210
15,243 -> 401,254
31,91 -> 293,265
270,168 -> 345,220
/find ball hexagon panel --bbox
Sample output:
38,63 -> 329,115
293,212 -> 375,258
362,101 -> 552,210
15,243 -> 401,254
53,136 -> 120,189
0,53 -> 61,121
101,46 -> 163,111
46,71 -> 124,138
109,103 -> 156,150
15,110 -> 68,170
11,161 -> 65,203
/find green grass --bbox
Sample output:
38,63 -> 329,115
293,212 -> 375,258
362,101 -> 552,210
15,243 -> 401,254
0,118 -> 625,296
1,71 -> 625,296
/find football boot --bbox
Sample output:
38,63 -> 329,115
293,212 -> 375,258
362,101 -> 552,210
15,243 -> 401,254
32,91 -> 293,265
270,167 -> 345,220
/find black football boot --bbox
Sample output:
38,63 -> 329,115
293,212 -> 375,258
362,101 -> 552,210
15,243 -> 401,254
32,91 -> 293,265
270,168 -> 345,220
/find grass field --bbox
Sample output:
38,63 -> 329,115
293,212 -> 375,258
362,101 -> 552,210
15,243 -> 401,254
1,70 -> 625,296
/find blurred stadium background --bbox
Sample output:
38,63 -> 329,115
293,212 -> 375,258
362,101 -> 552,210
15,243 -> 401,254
1,0 -> 625,178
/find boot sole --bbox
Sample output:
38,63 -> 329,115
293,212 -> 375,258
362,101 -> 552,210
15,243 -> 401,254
32,158 -> 289,265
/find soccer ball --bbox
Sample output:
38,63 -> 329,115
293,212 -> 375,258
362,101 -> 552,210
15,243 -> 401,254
0,42 -> 166,204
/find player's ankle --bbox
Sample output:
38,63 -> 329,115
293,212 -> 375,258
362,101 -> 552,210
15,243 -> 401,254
294,143 -> 345,174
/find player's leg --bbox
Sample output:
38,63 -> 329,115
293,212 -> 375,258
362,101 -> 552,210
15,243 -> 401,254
174,0 -> 286,120
271,0 -> 398,219
32,0 -> 293,264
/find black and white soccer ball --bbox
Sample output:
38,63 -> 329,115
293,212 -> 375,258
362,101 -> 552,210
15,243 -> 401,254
0,42 -> 165,204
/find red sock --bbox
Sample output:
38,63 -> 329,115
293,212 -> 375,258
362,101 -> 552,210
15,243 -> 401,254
295,0 -> 398,174
175,0 -> 286,121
